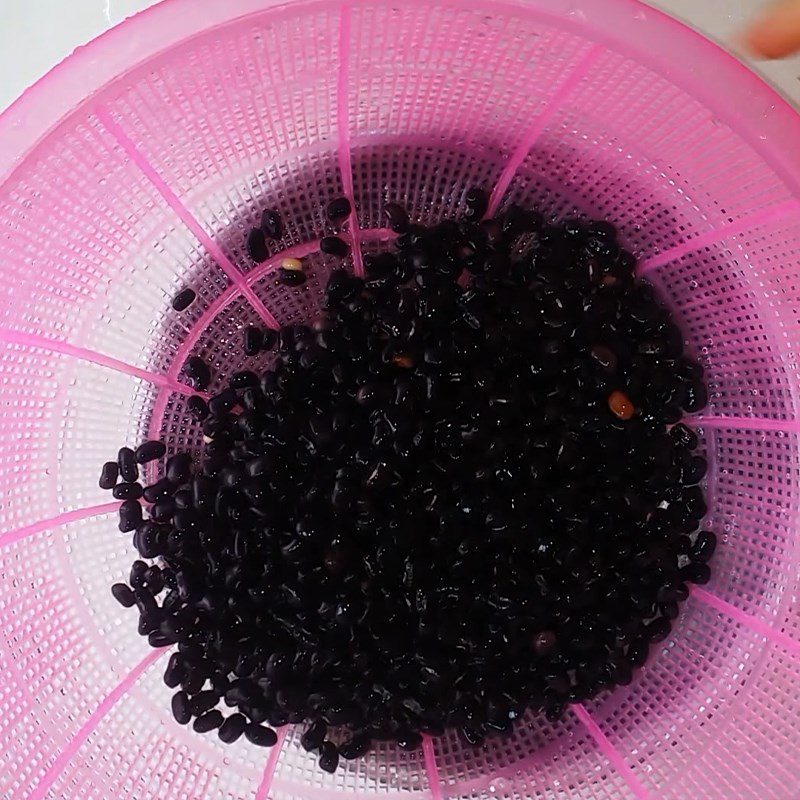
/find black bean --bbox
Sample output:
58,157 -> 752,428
247,228 -> 269,263
171,287 -> 197,312
669,422 -> 699,450
383,202 -> 410,233
318,741 -> 339,773
278,267 -> 307,287
245,723 -> 278,747
338,734 -> 370,760
231,371 -> 258,390
113,482 -> 143,501
143,478 -> 174,504
99,461 -> 119,490
326,196 -> 352,221
164,653 -> 185,688
682,380 -> 708,413
166,452 -> 193,484
106,208 -> 711,771
135,440 -> 167,464
208,388 -> 237,417
190,690 -> 220,716
645,617 -> 672,643
111,583 -> 136,608
135,522 -> 164,559
320,235 -> 350,257
129,560 -> 148,590
118,499 -> 143,532
301,720 -> 327,752
244,326 -> 264,356
117,447 -> 138,483
396,731 -> 422,751
144,565 -> 165,594
690,530 -> 717,564
148,631 -> 174,648
193,710 -> 224,733
682,455 -> 708,485
261,208 -> 284,240
172,691 -> 192,725
218,713 -> 247,743
184,356 -> 211,391
464,187 -> 489,219
680,562 -> 711,585
659,601 -> 680,621
589,344 -> 618,373
187,395 -> 209,420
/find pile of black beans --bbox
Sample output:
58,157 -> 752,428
104,192 -> 715,772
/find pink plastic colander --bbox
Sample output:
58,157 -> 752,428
1,0 -> 800,798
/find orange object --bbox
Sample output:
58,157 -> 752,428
745,0 -> 800,60
392,354 -> 414,369
608,390 -> 635,420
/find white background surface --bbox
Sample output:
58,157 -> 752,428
2,0 -> 800,113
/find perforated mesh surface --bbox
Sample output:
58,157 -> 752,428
1,0 -> 800,798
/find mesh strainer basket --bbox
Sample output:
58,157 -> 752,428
2,0 -> 800,798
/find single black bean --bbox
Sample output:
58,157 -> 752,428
172,691 -> 192,725
129,560 -> 147,590
683,380 -> 708,413
166,452 -> 193,484
247,228 -> 269,263
383,202 -> 410,233
99,461 -> 119,490
134,522 -> 164,559
669,422 -> 699,450
111,583 -> 136,608
261,208 -> 284,240
326,196 -> 352,221
184,356 -> 211,391
277,267 -> 307,287
320,235 -> 350,257
218,713 -> 247,743
245,723 -> 278,747
318,741 -> 339,773
396,731 -> 422,751
113,482 -> 143,501
118,499 -> 143,532
589,344 -> 618,373
209,388 -> 237,416
135,440 -> 167,464
262,329 -> 278,350
683,455 -> 708,485
690,530 -> 717,564
190,690 -> 220,716
244,326 -> 264,356
680,562 -> 712,585
144,565 -> 164,594
230,370 -> 258,390
300,720 -> 327,752
193,710 -> 224,733
117,447 -> 138,483
171,287 -> 197,312
143,478 -> 174,504
338,734 -> 371,760
164,653 -> 185,688
645,617 -> 672,643
148,631 -> 174,648
464,187 -> 489,219
187,395 -> 209,420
